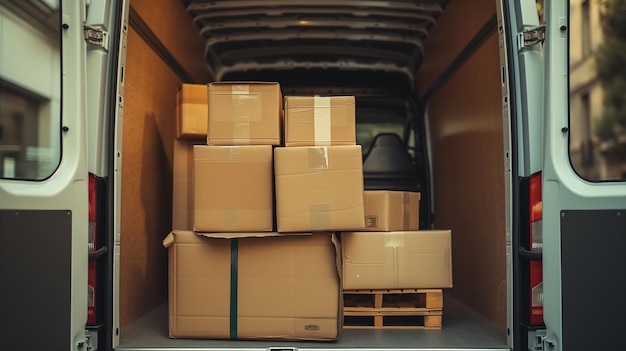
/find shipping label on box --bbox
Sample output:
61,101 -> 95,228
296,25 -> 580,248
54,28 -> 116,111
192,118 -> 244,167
163,231 -> 342,341
176,84 -> 208,139
274,145 -> 365,232
284,96 -> 356,146
207,82 -> 282,145
341,230 -> 452,289
363,191 -> 420,231
193,145 -> 273,232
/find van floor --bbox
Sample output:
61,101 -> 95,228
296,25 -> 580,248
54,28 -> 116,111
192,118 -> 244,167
117,293 -> 509,350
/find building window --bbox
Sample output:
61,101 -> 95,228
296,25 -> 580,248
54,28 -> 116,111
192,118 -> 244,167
569,0 -> 626,181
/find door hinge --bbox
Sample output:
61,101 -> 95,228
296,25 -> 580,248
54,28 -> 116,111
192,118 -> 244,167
83,25 -> 108,49
518,25 -> 546,50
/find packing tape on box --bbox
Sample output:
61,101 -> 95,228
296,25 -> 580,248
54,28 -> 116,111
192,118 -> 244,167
307,147 -> 329,169
314,96 -> 332,146
223,146 -> 240,160
403,192 -> 410,230
233,120 -> 251,144
384,232 -> 405,287
231,84 -> 255,143
231,86 -> 250,142
309,203 -> 332,230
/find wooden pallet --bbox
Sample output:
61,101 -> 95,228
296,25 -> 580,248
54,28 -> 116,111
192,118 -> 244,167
343,289 -> 443,330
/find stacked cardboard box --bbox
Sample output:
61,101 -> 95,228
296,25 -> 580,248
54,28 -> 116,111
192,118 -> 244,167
341,190 -> 452,290
340,191 -> 452,330
168,82 -> 344,341
176,84 -> 209,139
275,96 -> 365,233
169,83 -> 452,337
164,231 -> 342,340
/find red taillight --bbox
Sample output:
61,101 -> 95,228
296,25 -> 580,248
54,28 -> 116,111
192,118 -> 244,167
529,172 -> 544,325
530,172 -> 542,223
88,173 -> 97,325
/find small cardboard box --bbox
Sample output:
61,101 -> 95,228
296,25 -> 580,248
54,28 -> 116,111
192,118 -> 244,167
274,145 -> 365,232
176,84 -> 208,139
284,96 -> 356,146
172,139 -> 206,231
363,191 -> 421,231
163,231 -> 342,341
341,230 -> 452,290
194,145 -> 273,232
207,82 -> 282,145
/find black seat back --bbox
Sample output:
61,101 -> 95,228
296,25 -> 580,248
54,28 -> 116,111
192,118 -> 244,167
362,133 -> 419,191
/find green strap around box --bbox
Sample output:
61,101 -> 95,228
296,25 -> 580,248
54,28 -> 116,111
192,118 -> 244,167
230,238 -> 239,339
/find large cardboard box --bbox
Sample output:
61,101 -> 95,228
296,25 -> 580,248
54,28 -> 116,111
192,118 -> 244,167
274,145 -> 365,232
341,230 -> 452,289
163,231 -> 342,341
207,82 -> 282,145
284,96 -> 355,146
194,145 -> 273,232
176,84 -> 208,139
172,139 -> 206,230
363,190 -> 420,231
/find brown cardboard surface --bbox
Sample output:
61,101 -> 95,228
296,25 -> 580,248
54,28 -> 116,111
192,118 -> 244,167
363,191 -> 420,231
207,82 -> 282,145
163,231 -> 342,341
274,145 -> 365,232
341,230 -> 452,290
193,145 -> 273,232
176,84 -> 208,139
284,96 -> 355,146
172,139 -> 206,230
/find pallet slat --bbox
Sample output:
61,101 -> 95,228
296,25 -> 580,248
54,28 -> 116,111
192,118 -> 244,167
343,288 -> 443,330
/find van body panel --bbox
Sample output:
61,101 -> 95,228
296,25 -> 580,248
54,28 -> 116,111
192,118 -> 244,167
542,1 -> 626,350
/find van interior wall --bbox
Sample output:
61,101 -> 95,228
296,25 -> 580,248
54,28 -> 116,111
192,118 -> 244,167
121,0 -> 210,328
417,0 -> 507,328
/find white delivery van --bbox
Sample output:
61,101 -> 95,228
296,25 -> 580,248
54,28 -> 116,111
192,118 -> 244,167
1,0 -> 625,350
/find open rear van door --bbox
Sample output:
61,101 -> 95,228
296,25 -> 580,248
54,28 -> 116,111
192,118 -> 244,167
542,0 -> 626,350
0,1 -> 88,349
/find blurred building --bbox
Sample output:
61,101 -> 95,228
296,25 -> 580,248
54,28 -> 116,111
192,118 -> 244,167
569,0 -> 626,180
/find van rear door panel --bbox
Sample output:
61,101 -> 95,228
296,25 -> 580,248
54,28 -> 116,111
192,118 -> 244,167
0,1 -> 89,349
543,0 -> 626,350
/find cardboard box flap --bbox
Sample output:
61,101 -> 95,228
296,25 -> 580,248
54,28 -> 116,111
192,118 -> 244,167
162,231 -> 179,248
196,232 -> 313,239
275,145 -> 363,174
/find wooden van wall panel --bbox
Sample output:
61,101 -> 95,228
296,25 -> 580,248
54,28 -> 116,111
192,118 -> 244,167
130,0 -> 212,83
121,0 -> 210,328
119,27 -> 180,328
417,0 -> 496,97
426,32 -> 507,329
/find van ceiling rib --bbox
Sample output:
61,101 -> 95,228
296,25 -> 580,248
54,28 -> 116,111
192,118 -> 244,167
184,0 -> 448,88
